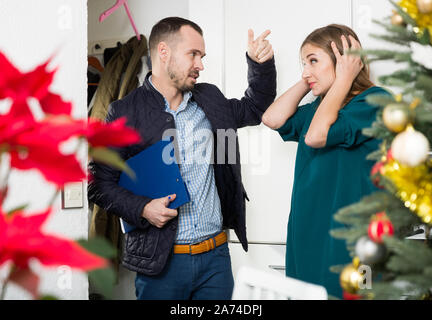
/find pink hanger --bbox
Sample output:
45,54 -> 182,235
99,0 -> 141,40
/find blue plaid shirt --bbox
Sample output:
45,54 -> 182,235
149,77 -> 223,244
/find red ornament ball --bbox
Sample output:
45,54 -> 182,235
368,212 -> 394,243
343,291 -> 362,300
386,149 -> 393,161
371,161 -> 384,188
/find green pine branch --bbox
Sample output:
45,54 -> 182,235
370,34 -> 411,46
333,192 -> 390,224
365,280 -> 426,300
418,28 -> 432,45
384,237 -> 432,274
379,69 -> 417,83
372,19 -> 419,42
360,49 -> 410,62
366,149 -> 384,161
415,105 -> 432,125
365,94 -> 396,107
362,122 -> 396,141
415,75 -> 432,101
330,225 -> 368,244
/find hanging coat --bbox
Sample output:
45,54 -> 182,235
89,34 -> 148,275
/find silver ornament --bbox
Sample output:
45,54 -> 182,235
355,236 -> 386,265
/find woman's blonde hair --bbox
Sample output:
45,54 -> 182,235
301,24 -> 374,104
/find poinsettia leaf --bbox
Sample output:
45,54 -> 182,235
39,295 -> 59,300
77,237 -> 117,259
39,92 -> 72,116
6,204 -> 29,218
0,186 -> 8,206
86,117 -> 141,148
89,147 -> 135,179
20,62 -> 55,101
9,267 -> 40,299
77,239 -> 116,299
10,148 -> 86,187
0,51 -> 21,99
8,99 -> 35,121
32,236 -> 108,271
88,267 -> 116,300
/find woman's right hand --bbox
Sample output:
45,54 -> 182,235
331,35 -> 364,85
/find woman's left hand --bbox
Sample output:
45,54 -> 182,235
331,35 -> 364,84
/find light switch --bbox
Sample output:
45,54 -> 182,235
62,181 -> 83,209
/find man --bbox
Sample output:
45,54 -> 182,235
88,17 -> 276,300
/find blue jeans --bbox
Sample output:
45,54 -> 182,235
135,242 -> 234,300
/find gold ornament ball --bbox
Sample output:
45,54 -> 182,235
340,264 -> 362,294
383,103 -> 410,133
391,12 -> 405,26
417,0 -> 432,14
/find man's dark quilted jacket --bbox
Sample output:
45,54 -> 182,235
88,54 -> 276,275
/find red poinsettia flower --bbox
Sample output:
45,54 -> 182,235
1,113 -> 142,187
0,51 -> 71,119
12,116 -> 86,147
10,147 -> 86,187
0,208 -> 107,271
1,116 -> 87,187
0,110 -> 35,146
86,117 -> 141,148
0,51 -> 142,187
38,92 -> 72,117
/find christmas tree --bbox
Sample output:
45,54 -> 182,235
330,0 -> 432,300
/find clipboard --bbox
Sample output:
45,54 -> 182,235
118,139 -> 190,232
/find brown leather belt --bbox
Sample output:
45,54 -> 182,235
173,231 -> 227,255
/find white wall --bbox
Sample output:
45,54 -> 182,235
0,0 -> 88,299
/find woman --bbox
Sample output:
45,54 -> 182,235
262,24 -> 389,298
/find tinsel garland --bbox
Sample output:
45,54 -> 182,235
382,157 -> 432,224
398,0 -> 432,38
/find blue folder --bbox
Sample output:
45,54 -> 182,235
118,139 -> 190,233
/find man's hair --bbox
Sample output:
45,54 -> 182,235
149,17 -> 203,57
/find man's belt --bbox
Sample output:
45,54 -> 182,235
173,231 -> 228,255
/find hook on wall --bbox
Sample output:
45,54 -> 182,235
99,0 -> 141,40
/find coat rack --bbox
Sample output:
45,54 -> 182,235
99,0 -> 141,40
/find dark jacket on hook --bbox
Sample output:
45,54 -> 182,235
88,54 -> 277,275
88,35 -> 148,274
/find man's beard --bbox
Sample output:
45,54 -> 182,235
167,58 -> 197,91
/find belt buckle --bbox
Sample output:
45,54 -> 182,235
188,235 -> 218,255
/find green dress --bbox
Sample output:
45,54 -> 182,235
276,86 -> 388,298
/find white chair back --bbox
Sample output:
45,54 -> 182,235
232,266 -> 328,300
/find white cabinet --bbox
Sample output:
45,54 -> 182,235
229,242 -> 286,277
